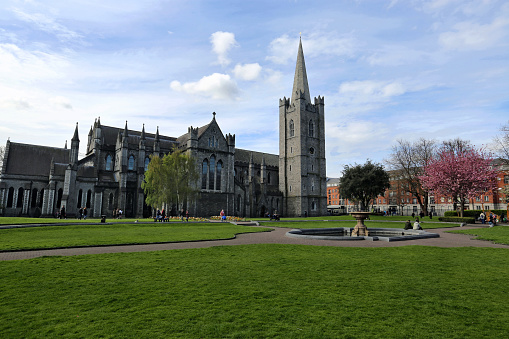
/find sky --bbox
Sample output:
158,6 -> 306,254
1,0 -> 508,178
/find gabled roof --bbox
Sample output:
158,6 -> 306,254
4,142 -> 69,176
235,149 -> 278,167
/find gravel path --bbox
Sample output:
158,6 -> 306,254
1,224 -> 507,261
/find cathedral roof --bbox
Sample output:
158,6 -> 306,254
3,142 -> 69,177
100,125 -> 177,149
235,149 -> 278,167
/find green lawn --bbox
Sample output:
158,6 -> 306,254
0,223 -> 271,251
449,226 -> 509,245
1,245 -> 508,338
259,220 -> 459,229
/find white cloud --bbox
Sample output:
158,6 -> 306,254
339,80 -> 406,104
0,97 -> 31,110
439,15 -> 509,50
50,96 -> 73,109
0,43 -> 68,84
12,8 -> 83,43
210,31 -> 237,66
266,32 -> 357,65
170,73 -> 239,100
232,63 -> 262,81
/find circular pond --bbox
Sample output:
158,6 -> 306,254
286,227 -> 440,242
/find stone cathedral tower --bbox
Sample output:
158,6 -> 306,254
279,38 -> 327,217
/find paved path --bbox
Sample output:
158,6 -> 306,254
1,224 -> 508,261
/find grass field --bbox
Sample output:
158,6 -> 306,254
449,226 -> 509,245
0,222 -> 271,251
1,245 -> 508,338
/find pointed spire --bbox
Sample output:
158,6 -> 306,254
72,122 -> 79,142
97,116 -> 101,127
291,37 -> 311,104
123,120 -> 128,139
141,124 -> 146,140
212,112 -> 216,120
88,125 -> 93,136
64,140 -> 67,149
155,126 -> 160,142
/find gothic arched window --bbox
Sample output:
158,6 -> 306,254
309,120 -> 314,137
7,187 -> 14,208
105,155 -> 112,171
86,190 -> 92,208
16,187 -> 24,208
216,160 -> 222,191
144,157 -> 150,171
289,120 -> 295,137
202,159 -> 208,189
209,155 -> 216,190
128,155 -> 135,170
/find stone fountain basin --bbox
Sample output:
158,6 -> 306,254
286,227 -> 440,242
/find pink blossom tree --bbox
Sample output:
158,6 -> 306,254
419,147 -> 498,217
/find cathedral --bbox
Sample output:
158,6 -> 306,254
0,40 -> 327,218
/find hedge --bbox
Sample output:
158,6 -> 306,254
444,210 -> 507,218
438,216 -> 476,224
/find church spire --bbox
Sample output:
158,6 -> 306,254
291,37 -> 311,104
72,122 -> 80,142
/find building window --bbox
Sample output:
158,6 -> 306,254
38,189 -> 44,208
309,147 -> 315,155
309,120 -> 314,137
16,187 -> 24,208
86,190 -> 92,208
128,155 -> 135,170
77,189 -> 83,208
311,201 -> 317,211
202,159 -> 208,189
6,187 -> 14,208
31,188 -> 38,208
144,157 -> 150,171
216,161 -> 222,191
105,155 -> 112,171
267,172 -> 271,184
289,120 -> 294,137
109,193 -> 114,209
484,196 -> 489,202
209,155 -> 215,190
237,195 -> 241,211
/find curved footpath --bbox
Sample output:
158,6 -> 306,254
1,223 -> 508,261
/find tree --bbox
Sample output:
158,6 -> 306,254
142,150 -> 200,213
419,146 -> 498,217
492,120 -> 509,162
339,160 -> 391,211
385,138 -> 437,215
0,145 -> 4,174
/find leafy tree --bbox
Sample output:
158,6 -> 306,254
419,146 -> 498,217
339,160 -> 390,211
142,150 -> 200,213
385,138 -> 437,215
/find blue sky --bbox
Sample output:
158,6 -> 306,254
1,0 -> 508,177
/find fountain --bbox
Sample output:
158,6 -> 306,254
350,211 -> 371,236
286,211 -> 440,242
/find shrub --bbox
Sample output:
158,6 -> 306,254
439,216 -> 475,224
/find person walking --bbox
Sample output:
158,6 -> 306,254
186,210 -> 189,222
480,212 -> 485,224
220,209 -> 225,222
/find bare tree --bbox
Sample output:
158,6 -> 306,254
441,137 -> 472,154
492,121 -> 509,162
0,145 -> 4,174
385,138 -> 437,215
